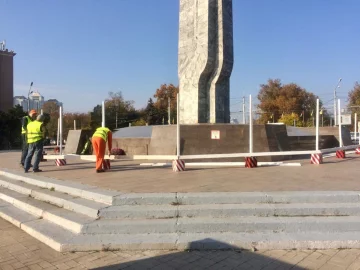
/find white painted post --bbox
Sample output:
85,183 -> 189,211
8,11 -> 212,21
40,109 -> 43,115
315,99 -> 320,151
338,99 -> 342,147
249,95 -> 253,154
59,106 -> 63,155
56,118 -> 60,146
168,96 -> 171,125
102,101 -> 105,127
74,120 -> 76,130
176,93 -> 180,158
355,113 -> 357,144
242,97 -> 245,124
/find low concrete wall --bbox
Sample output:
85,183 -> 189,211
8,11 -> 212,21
112,138 -> 150,155
287,126 -> 352,146
146,124 -> 290,161
288,136 -> 339,151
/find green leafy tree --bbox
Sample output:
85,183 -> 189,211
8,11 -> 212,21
0,105 -> 26,149
257,79 -> 321,124
348,82 -> 360,114
145,98 -> 159,125
91,92 -> 139,131
278,113 -> 302,127
42,101 -> 59,139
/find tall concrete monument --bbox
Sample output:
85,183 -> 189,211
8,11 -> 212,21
178,0 -> 234,124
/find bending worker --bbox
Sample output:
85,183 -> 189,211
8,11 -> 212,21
92,127 -> 112,173
24,114 -> 45,173
20,109 -> 37,167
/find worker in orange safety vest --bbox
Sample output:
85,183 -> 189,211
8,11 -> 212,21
92,127 -> 112,173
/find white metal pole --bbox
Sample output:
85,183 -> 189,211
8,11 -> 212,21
338,99 -> 342,147
242,97 -> 245,124
249,95 -> 253,154
40,109 -> 43,115
56,118 -> 60,146
59,106 -> 63,155
74,120 -> 76,130
334,94 -> 337,126
315,99 -> 320,151
102,101 -> 105,127
355,113 -> 357,144
176,94 -> 180,158
168,96 -> 171,125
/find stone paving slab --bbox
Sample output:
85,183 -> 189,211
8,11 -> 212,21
1,152 -> 360,193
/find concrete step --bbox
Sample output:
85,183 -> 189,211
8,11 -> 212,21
0,200 -> 39,227
99,203 -> 360,219
2,170 -> 360,206
15,218 -> 360,252
82,216 -> 360,234
0,189 -> 96,233
0,178 -> 109,218
113,191 -> 360,205
0,170 -> 121,204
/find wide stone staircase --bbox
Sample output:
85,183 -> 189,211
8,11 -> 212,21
1,169 -> 360,252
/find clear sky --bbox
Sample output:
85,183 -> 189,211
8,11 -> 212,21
1,0 -> 359,114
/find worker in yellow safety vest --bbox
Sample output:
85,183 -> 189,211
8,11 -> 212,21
92,127 -> 112,173
20,109 -> 37,167
24,115 -> 45,173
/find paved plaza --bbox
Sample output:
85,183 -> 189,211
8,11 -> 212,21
0,152 -> 359,193
2,151 -> 360,269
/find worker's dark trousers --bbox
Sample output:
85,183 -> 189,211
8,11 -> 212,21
20,134 -> 28,165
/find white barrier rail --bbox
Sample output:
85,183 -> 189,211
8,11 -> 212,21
320,145 -> 359,154
179,150 -> 319,160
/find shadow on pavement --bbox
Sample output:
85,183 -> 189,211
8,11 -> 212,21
91,239 -> 305,270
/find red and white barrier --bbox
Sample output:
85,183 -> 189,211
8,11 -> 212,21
311,153 -> 323,165
245,157 -> 257,168
172,159 -> 185,172
356,148 -> 360,155
102,159 -> 111,170
336,150 -> 346,159
55,159 -> 66,166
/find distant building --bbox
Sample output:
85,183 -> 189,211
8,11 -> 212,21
13,95 -> 28,111
46,99 -> 63,106
28,91 -> 45,111
13,93 -> 62,113
0,41 -> 16,112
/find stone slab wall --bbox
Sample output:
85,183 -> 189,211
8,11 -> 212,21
112,138 -> 151,156
145,124 -> 290,161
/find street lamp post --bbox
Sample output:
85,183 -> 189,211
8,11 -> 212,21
27,82 -> 33,112
334,78 -> 342,126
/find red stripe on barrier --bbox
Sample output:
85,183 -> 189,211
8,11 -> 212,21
55,159 -> 66,166
336,150 -> 346,159
173,160 -> 185,172
245,157 -> 257,168
310,154 -> 322,165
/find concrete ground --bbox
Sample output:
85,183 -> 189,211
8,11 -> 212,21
2,151 -> 360,269
0,151 -> 358,193
2,217 -> 360,270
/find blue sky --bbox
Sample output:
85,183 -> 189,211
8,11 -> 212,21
1,0 -> 359,114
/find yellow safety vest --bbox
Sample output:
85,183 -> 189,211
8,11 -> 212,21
93,127 -> 110,142
27,121 -> 43,144
21,116 -> 32,134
